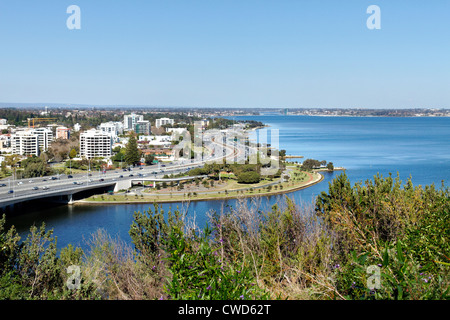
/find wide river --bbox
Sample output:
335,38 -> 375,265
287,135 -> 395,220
6,115 -> 450,251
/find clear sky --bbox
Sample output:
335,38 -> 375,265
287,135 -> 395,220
0,0 -> 449,108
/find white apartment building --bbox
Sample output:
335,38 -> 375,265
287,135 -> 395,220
155,118 -> 174,128
99,121 -> 124,139
138,135 -> 173,148
11,128 -> 52,156
33,128 -> 53,152
11,131 -> 40,156
80,129 -> 112,159
167,128 -> 188,135
124,113 -> 144,131
0,135 -> 11,154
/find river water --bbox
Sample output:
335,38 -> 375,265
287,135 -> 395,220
6,115 -> 450,251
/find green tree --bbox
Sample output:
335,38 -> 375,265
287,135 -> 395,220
69,148 -> 77,159
124,134 -> 141,166
144,154 -> 155,165
327,162 -> 334,171
237,171 -> 261,184
21,156 -> 50,178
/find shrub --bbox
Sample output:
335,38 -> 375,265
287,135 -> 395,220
164,225 -> 269,300
237,171 -> 261,184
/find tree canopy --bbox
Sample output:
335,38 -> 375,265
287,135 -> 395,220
124,134 -> 141,166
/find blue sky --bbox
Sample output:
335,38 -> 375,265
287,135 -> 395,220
0,0 -> 449,108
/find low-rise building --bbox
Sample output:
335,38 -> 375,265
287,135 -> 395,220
155,118 -> 174,128
138,135 -> 173,148
99,121 -> 124,140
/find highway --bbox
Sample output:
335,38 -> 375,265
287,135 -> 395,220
0,131 -> 251,203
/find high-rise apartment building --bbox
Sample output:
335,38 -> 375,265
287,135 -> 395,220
11,131 -> 40,156
33,128 -> 53,152
80,129 -> 112,159
11,128 -> 53,156
124,113 -> 144,131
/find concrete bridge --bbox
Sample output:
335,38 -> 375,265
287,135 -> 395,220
0,181 -> 117,210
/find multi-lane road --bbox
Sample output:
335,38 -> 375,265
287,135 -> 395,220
0,131 -> 252,204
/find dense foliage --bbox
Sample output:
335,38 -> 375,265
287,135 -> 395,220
0,173 -> 448,300
316,173 -> 449,299
124,134 -> 141,166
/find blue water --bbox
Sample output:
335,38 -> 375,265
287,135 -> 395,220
7,116 -> 450,251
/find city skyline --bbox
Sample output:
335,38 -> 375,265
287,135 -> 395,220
0,1 -> 449,109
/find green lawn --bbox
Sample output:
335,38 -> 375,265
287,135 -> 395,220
81,166 -> 322,204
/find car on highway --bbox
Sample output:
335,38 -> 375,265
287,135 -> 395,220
0,184 -> 6,187
99,178 -> 104,182
17,181 -> 23,185
32,187 -> 39,190
152,171 -> 157,174
42,186 -> 49,190
73,181 -> 78,185
29,180 -> 33,183
68,175 -> 73,179
8,190 -> 13,194
119,175 -> 123,178
129,174 -> 134,177
51,177 -> 58,180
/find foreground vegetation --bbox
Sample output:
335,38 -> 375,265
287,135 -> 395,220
0,173 -> 448,300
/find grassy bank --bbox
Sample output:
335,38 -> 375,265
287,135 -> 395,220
77,166 -> 324,204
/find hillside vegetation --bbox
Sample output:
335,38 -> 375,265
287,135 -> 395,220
0,173 -> 448,300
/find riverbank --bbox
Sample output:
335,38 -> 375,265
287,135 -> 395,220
74,167 -> 325,205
